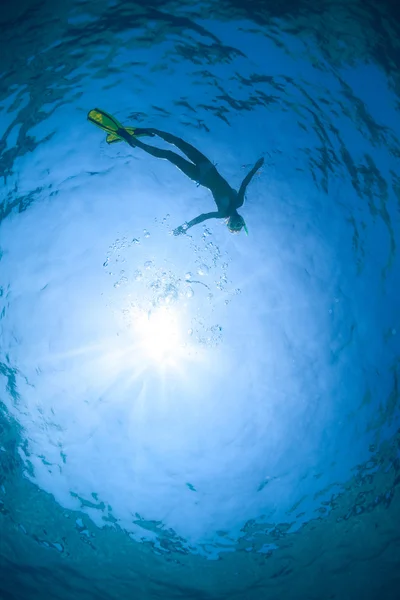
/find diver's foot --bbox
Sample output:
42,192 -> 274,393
134,128 -> 155,137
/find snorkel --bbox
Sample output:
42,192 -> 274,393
226,212 -> 248,235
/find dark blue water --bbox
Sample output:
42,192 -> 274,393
0,0 -> 399,598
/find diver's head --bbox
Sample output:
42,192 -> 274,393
226,211 -> 248,235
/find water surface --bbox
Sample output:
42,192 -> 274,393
0,0 -> 399,598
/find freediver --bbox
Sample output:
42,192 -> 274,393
88,108 -> 264,235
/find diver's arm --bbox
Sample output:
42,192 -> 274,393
237,157 -> 264,207
173,211 -> 222,235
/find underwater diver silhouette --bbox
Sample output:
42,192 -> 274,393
88,108 -> 264,235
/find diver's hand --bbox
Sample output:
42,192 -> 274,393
255,157 -> 264,170
173,225 -> 188,236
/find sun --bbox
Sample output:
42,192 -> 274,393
134,305 -> 188,367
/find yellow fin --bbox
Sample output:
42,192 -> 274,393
106,127 -> 138,144
87,108 -> 123,135
106,132 -> 123,144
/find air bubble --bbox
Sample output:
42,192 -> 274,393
114,276 -> 128,288
165,286 -> 178,304
150,277 -> 161,289
144,260 -> 153,269
197,264 -> 209,276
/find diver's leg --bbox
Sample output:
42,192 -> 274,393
128,136 -> 199,182
147,129 -> 212,167
132,127 -> 155,137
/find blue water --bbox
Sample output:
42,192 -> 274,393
0,0 -> 399,598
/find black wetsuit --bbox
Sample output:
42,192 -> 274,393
119,127 -> 263,234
